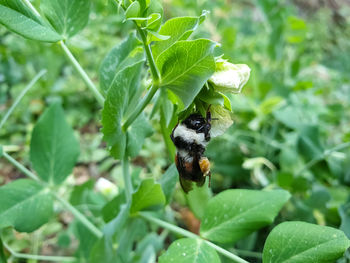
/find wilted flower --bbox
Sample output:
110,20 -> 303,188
209,59 -> 251,94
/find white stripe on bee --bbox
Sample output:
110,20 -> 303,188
178,150 -> 193,162
173,124 -> 207,147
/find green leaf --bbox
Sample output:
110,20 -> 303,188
89,237 -> 116,263
156,39 -> 216,108
159,238 -> 220,263
41,0 -> 91,38
0,238 -> 7,263
125,1 -> 140,19
152,15 -> 205,59
297,125 -> 324,160
126,113 -> 153,157
160,164 -> 178,204
103,204 -> 130,238
30,103 -> 80,185
263,221 -> 350,263
0,179 -> 53,232
102,192 -> 126,222
0,0 -> 43,24
0,4 -> 62,42
187,181 -> 212,220
130,179 -> 166,214
0,145 -> 3,158
101,61 -> 144,159
339,201 -> 350,239
200,189 -> 291,243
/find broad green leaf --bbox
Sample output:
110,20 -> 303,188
152,15 -> 205,59
41,0 -> 91,38
130,179 -> 166,214
0,179 -> 53,232
126,113 -> 153,157
156,39 -> 216,108
0,0 -> 43,24
102,192 -> 126,223
160,164 -> 178,204
0,5 -> 62,42
200,189 -> 291,243
263,221 -> 350,263
30,103 -> 80,185
159,238 -> 220,263
101,61 -> 144,159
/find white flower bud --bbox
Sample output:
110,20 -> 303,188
95,178 -> 118,198
209,60 -> 251,93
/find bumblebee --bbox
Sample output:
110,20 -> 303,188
170,111 -> 211,193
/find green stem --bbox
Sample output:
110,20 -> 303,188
122,155 -> 133,202
1,152 -> 103,239
54,193 -> 103,239
2,152 -> 40,182
59,41 -> 105,106
136,27 -> 159,82
122,84 -> 159,131
0,70 -> 47,131
297,141 -> 350,176
139,212 -> 249,263
2,240 -> 75,262
22,0 -> 105,106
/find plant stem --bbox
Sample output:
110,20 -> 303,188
59,41 -> 105,106
2,152 -> 40,182
122,84 -> 159,131
136,27 -> 159,82
54,193 -> 103,239
122,155 -> 133,202
22,0 -> 105,106
0,70 -> 47,131
297,141 -> 350,176
2,240 -> 75,262
139,212 -> 249,263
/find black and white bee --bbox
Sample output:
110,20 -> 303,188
170,111 -> 212,193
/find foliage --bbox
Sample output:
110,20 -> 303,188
0,0 -> 350,262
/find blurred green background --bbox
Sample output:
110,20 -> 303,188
1,0 -> 350,261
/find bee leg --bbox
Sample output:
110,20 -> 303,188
208,171 -> 211,188
170,122 -> 179,143
199,156 -> 210,176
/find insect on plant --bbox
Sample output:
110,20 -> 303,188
171,110 -> 212,193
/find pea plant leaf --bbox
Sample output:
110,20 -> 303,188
200,189 -> 291,243
152,14 -> 206,59
0,179 -> 53,232
0,0 -> 43,24
101,61 -> 144,159
160,164 -> 178,204
126,113 -> 153,157
0,4 -> 62,42
263,221 -> 350,263
41,0 -> 91,38
30,103 -> 80,185
130,179 -> 166,214
99,33 -> 145,94
158,238 -> 220,263
156,39 -> 216,109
